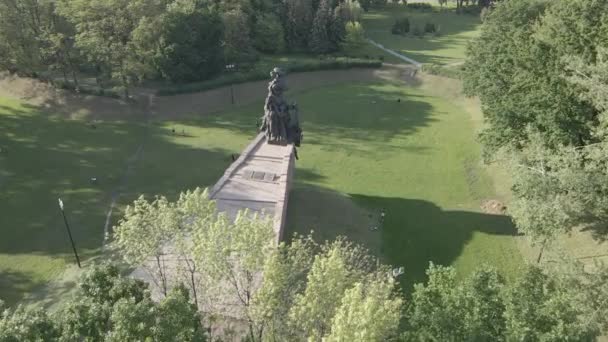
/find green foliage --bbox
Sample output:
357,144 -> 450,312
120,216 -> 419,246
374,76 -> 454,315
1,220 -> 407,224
342,21 -> 366,51
310,0 -> 332,53
391,17 -> 410,35
284,0 -> 314,50
464,0 -> 608,242
0,306 -> 59,341
337,0 -> 363,22
405,263 -> 506,341
406,2 -> 433,11
56,0 -> 160,98
253,14 -> 285,54
463,0 -> 599,154
504,265 -> 605,341
326,278 -> 403,341
149,3 -> 224,83
251,237 -> 399,341
405,262 -> 608,341
223,7 -> 257,64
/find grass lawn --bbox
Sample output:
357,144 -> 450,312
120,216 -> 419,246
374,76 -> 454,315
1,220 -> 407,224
0,97 -> 253,306
363,4 -> 482,65
0,74 -> 522,304
158,78 -> 524,290
0,97 -> 143,305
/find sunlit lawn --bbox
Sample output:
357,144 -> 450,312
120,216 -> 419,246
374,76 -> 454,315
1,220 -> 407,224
363,5 -> 482,65
0,78 -> 522,304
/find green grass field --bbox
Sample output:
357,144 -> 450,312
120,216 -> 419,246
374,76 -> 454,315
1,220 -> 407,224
363,5 -> 482,65
0,97 -> 253,306
0,74 -> 522,304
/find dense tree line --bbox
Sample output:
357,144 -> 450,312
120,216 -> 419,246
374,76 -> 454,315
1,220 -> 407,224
0,0 -> 367,97
463,0 -> 608,248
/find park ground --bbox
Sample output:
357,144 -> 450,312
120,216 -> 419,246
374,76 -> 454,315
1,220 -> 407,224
1,2 -> 605,308
0,64 -> 522,306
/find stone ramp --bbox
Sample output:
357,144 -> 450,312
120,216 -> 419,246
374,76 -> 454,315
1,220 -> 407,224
210,133 -> 295,241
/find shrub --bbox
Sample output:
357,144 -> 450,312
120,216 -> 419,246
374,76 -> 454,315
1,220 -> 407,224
406,2 -> 433,11
424,22 -> 436,33
391,17 -> 410,35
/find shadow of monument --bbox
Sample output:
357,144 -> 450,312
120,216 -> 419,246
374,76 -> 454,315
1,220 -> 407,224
284,187 -> 517,293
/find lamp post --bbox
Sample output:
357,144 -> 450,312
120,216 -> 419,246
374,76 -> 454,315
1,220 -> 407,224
58,198 -> 81,268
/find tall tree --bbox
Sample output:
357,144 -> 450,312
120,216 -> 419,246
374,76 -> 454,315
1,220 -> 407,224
284,0 -> 314,50
131,0 -> 224,83
253,13 -> 285,53
56,0 -> 161,98
112,195 -> 178,296
405,263 -> 506,341
222,6 -> 257,64
309,0 -> 331,53
463,0 -> 597,156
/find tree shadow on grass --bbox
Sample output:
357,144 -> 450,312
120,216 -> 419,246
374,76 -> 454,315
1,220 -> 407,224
284,186 -> 518,293
0,98 -> 251,305
180,82 -> 436,157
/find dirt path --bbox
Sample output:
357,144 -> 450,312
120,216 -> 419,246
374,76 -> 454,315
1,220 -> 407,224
367,39 -> 423,68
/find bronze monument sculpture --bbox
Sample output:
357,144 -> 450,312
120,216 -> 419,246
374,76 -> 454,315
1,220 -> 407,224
260,68 -> 302,147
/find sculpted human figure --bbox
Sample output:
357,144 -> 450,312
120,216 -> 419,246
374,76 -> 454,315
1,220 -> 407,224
260,68 -> 302,146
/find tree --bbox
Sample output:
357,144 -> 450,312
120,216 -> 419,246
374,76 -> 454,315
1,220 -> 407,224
463,0 -> 608,242
192,209 -> 275,341
404,263 -> 506,341
253,13 -> 285,53
326,278 -> 403,341
328,7 -> 346,51
0,0 -> 53,75
337,0 -> 362,23
112,195 -> 178,297
504,265 -> 607,341
0,305 -> 59,341
284,0 -> 314,50
342,21 -> 366,52
463,0 -> 597,156
56,263 -> 206,341
309,0 -> 331,53
56,0 -> 160,98
288,238 -> 386,341
222,7 -> 257,65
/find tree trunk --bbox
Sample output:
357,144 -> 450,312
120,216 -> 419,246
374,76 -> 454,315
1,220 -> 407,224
536,239 -> 547,264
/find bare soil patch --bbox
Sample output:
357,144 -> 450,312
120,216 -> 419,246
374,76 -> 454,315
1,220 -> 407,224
0,72 -> 143,120
480,199 -> 507,215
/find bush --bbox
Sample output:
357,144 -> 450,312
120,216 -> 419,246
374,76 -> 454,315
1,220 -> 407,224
391,17 -> 410,35
424,22 -> 436,33
406,2 -> 433,11
157,58 -> 382,96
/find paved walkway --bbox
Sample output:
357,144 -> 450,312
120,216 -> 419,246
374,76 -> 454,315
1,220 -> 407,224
368,39 -> 423,68
209,133 -> 295,242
